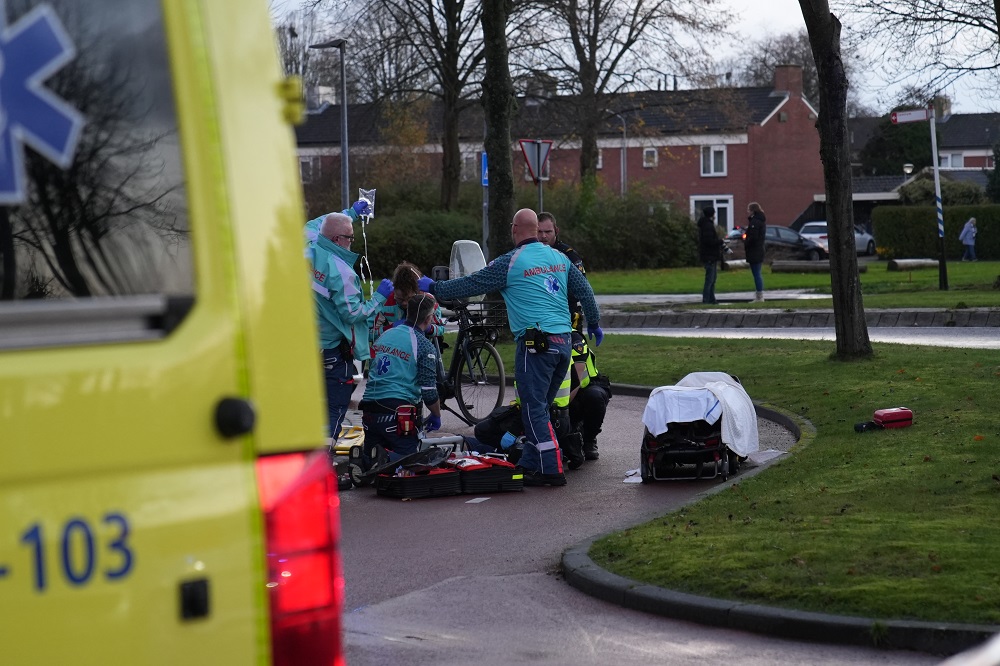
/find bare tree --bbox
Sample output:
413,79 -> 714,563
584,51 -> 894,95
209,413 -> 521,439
840,0 -> 1000,103
799,0 -> 872,358
338,0 -> 487,210
514,0 -> 731,181
725,29 -> 874,116
274,9 -> 346,108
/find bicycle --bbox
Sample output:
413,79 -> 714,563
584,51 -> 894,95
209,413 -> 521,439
433,298 -> 507,425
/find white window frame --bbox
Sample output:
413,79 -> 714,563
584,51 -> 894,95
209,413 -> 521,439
300,156 -> 322,184
523,158 -> 551,181
701,145 -> 727,177
939,153 -> 964,168
690,195 -> 734,232
596,149 -> 603,170
460,153 -> 477,181
642,147 -> 658,168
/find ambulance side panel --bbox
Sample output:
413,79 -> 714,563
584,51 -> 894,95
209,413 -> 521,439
0,0 -> 324,662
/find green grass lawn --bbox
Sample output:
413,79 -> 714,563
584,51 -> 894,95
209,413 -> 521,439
588,260 -> 1000,311
469,265 -> 998,624
557,335 -> 1000,625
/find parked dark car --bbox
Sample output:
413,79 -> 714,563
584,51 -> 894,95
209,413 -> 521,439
724,225 -> 828,262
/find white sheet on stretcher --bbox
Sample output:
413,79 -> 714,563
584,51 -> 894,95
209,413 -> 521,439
641,372 -> 760,457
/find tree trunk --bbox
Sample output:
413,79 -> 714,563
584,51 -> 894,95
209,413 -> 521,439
481,0 -> 515,261
439,99 -> 461,211
799,0 -> 872,358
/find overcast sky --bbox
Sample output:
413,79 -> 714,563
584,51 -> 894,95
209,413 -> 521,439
720,0 -> 995,114
273,0 -> 995,114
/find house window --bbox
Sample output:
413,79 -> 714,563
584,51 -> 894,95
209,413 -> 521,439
939,153 -> 963,168
642,147 -> 658,168
300,157 -> 322,184
596,149 -> 603,170
523,158 -> 551,181
461,153 -> 477,181
701,145 -> 726,176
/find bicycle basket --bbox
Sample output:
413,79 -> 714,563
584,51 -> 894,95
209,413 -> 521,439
463,300 -> 508,336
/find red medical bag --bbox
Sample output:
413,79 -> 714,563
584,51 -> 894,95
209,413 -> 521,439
873,407 -> 913,429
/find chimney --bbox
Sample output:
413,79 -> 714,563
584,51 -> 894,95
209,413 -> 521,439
772,64 -> 803,98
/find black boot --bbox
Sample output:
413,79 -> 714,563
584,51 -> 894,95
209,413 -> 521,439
562,432 -> 585,470
583,439 -> 599,461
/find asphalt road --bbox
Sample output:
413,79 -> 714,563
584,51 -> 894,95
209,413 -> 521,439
338,390 -> 938,665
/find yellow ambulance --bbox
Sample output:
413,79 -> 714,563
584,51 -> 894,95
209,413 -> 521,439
0,1 -> 343,663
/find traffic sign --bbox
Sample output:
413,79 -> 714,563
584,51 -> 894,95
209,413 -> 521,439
518,139 -> 552,181
481,152 -> 488,186
890,109 -> 930,124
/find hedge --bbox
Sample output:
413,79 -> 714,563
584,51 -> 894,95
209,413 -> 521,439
306,180 -> 701,278
871,205 -> 998,260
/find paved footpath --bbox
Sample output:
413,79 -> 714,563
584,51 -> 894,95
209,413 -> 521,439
595,291 -> 1000,329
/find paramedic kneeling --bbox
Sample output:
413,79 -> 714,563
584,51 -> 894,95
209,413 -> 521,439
358,294 -> 442,460
418,208 -> 602,487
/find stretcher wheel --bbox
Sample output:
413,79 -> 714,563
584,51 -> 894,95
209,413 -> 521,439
640,454 -> 653,484
727,450 -> 741,476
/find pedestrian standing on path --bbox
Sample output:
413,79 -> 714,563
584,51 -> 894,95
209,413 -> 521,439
697,205 -> 724,304
744,202 -> 767,302
417,209 -> 602,487
959,217 -> 977,261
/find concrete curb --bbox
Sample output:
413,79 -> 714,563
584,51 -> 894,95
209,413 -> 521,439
599,308 -> 1000,329
562,382 -> 1000,656
563,538 -> 998,655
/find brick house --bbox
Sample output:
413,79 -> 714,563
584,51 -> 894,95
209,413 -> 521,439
295,65 -> 825,232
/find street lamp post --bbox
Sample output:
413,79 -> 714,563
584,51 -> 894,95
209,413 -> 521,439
609,112 -> 627,198
309,38 -> 350,210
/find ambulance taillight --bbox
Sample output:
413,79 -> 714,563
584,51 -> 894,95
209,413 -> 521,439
256,452 -> 345,666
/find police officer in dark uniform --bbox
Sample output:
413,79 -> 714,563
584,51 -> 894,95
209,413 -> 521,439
537,212 -> 586,332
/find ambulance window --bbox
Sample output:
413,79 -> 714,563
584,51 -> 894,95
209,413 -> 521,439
0,0 -> 193,350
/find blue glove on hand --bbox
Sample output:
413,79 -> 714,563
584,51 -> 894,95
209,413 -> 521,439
352,199 -> 372,217
391,319 -> 407,329
376,278 -> 393,299
417,276 -> 435,293
424,413 -> 441,432
587,325 -> 604,347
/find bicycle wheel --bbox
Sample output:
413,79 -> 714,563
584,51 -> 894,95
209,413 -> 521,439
454,340 -> 505,423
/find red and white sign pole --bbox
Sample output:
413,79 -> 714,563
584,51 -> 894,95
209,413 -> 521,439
891,106 -> 948,290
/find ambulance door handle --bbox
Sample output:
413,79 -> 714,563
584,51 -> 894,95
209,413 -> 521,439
215,397 -> 256,438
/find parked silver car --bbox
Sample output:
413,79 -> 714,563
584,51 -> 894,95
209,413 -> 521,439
798,221 -> 876,256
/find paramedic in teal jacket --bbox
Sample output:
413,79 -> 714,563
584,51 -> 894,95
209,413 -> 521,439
418,208 -> 602,487
359,294 -> 443,459
308,204 -> 393,440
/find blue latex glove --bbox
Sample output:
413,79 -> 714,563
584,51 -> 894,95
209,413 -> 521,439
376,278 -> 393,299
424,413 -> 441,432
391,319 -> 407,329
417,276 -> 435,293
352,199 -> 372,217
587,324 -> 604,347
